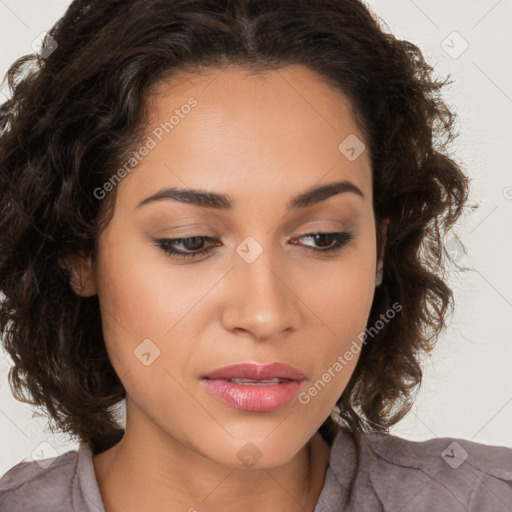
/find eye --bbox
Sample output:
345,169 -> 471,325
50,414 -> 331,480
154,236 -> 219,260
153,231 -> 355,261
295,232 -> 355,253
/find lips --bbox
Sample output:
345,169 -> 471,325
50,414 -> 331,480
201,362 -> 306,382
200,363 -> 306,412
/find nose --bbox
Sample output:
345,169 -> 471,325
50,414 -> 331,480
220,246 -> 302,341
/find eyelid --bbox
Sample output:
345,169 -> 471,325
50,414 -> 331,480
151,222 -> 220,236
153,217 -> 349,236
279,215 -> 352,237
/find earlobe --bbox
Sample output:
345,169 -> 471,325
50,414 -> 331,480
67,252 -> 97,297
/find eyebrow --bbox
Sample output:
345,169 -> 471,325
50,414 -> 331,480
135,179 -> 364,211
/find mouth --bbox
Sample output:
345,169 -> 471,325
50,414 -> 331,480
211,377 -> 291,385
200,362 -> 306,412
201,362 -> 306,381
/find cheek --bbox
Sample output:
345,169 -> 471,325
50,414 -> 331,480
298,263 -> 374,414
93,236 -> 188,376
93,246 -> 202,422
305,260 -> 374,324
306,234 -> 376,333
95,234 -> 204,339
303,233 -> 376,385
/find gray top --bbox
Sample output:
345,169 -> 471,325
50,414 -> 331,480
1,428 -> 511,511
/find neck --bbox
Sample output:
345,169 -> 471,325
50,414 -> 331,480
93,414 -> 331,512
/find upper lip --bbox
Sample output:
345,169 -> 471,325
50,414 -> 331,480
201,362 -> 306,381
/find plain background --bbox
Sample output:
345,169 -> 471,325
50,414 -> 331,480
0,0 -> 511,476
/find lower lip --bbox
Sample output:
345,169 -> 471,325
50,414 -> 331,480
200,378 -> 304,412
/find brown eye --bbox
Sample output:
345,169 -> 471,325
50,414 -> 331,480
155,236 -> 218,259
295,232 -> 355,253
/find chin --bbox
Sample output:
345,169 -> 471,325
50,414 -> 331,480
196,431 -> 311,471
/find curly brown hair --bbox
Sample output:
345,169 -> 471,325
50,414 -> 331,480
0,0 -> 472,455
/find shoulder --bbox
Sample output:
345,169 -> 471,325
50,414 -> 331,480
364,432 -> 512,510
0,443 -> 103,512
326,428 -> 512,511
0,448 -> 78,510
364,431 -> 512,473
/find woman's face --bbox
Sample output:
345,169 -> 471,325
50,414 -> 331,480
77,64 -> 385,468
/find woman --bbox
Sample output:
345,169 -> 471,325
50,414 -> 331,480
0,0 -> 510,511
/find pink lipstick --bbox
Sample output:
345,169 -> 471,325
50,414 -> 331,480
200,362 -> 306,412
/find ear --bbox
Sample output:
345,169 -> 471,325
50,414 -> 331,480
67,251 -> 97,297
377,217 -> 390,268
374,218 -> 390,287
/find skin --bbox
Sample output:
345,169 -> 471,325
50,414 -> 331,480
71,64 -> 388,512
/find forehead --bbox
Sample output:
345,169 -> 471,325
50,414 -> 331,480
146,63 -> 362,139
115,64 -> 372,211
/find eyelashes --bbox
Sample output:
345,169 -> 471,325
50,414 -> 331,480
155,236 -> 220,260
153,231 -> 355,261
